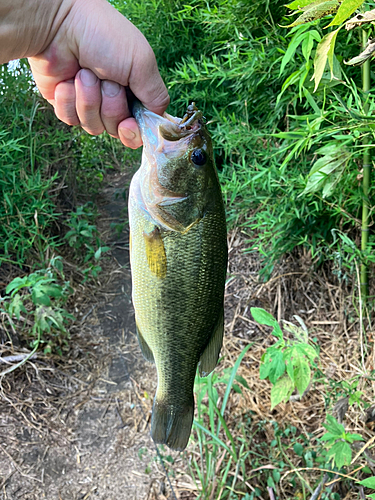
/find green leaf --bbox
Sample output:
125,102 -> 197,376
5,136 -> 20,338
251,308 -> 277,326
271,374 -> 294,409
294,357 -> 311,395
42,285 -> 62,298
302,147 -> 350,196
31,290 -> 51,306
260,348 -> 286,384
359,476 -> 375,489
327,30 -> 340,78
328,0 -> 365,26
279,30 -> 310,75
320,432 -> 337,443
323,415 -> 345,436
283,347 -> 295,381
345,433 -> 363,443
348,391 -> 363,405
8,294 -> 27,320
302,31 -> 321,62
294,443 -> 304,456
250,308 -> 283,338
287,0 -> 323,9
284,0 -> 340,27
345,38 -> 375,66
296,343 -> 318,362
303,87 -> 321,114
6,276 -> 28,295
326,441 -> 352,468
235,374 -> 250,389
313,28 -> 340,91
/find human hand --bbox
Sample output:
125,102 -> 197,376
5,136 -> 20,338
1,0 -> 169,148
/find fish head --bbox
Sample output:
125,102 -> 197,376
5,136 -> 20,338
133,101 -> 219,232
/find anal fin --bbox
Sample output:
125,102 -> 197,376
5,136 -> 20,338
199,308 -> 224,377
136,322 -> 154,363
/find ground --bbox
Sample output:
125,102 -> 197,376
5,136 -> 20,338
0,172 -> 374,500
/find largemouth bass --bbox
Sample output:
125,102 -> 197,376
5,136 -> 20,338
129,101 -> 227,451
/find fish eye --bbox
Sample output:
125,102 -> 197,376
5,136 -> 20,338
190,149 -> 207,166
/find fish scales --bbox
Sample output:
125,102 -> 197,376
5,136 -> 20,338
129,101 -> 227,450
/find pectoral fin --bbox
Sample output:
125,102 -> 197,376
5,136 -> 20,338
136,322 -> 154,363
199,308 -> 224,377
143,227 -> 167,279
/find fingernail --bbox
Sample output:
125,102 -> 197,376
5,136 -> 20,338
80,69 -> 97,87
119,128 -> 136,141
102,80 -> 121,97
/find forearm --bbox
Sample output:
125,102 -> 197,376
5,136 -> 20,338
0,0 -> 73,64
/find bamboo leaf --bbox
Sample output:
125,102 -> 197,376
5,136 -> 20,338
283,0 -> 340,27
345,38 -> 375,66
327,29 -> 340,77
346,9 -> 375,29
279,31 -> 309,75
328,0 -> 366,27
287,0 -> 336,11
313,28 -> 340,90
287,0 -> 323,10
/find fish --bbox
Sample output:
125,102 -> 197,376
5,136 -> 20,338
128,100 -> 227,451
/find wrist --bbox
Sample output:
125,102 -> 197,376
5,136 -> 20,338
0,0 -> 73,64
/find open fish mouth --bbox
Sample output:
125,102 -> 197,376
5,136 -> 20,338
132,100 -> 204,149
159,103 -> 203,141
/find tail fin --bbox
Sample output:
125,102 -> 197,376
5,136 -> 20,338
151,399 -> 194,451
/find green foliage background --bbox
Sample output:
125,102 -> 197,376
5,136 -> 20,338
2,0 -> 374,282
110,0 -> 375,280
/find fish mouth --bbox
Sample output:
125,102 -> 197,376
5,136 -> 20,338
132,100 -> 204,149
159,103 -> 203,141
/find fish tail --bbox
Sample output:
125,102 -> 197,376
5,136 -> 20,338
151,398 -> 194,451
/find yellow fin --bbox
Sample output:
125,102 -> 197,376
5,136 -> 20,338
199,308 -> 224,377
143,227 -> 167,278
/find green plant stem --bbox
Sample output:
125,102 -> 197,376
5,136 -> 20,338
276,436 -> 311,496
360,29 -> 371,301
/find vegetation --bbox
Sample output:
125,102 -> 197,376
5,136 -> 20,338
1,0 -> 375,497
0,60 -> 128,354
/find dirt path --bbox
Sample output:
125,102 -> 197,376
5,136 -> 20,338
0,173 -> 188,500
